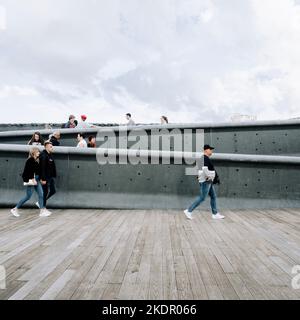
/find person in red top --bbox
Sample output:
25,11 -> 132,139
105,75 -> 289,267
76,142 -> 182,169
77,115 -> 95,129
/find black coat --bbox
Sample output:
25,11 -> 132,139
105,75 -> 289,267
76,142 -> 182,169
204,155 -> 220,184
40,150 -> 57,181
50,136 -> 60,146
22,157 -> 40,182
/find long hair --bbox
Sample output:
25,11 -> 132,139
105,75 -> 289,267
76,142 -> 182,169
88,136 -> 96,148
28,132 -> 44,145
28,147 -> 40,162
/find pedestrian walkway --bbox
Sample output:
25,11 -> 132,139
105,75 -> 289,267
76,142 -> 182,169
0,208 -> 299,300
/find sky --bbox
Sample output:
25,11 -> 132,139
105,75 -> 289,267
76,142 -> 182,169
0,0 -> 300,124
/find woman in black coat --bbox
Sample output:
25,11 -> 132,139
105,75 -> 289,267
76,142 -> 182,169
10,147 -> 51,217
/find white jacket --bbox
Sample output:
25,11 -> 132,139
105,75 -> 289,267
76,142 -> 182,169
198,166 -> 215,183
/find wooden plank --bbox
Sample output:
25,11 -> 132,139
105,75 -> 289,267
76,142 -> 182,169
117,211 -> 147,300
40,270 -> 76,300
147,211 -> 163,300
134,211 -> 156,300
67,212 -> 135,299
24,213 -> 111,300
169,214 -> 193,300
161,212 -> 178,300
0,208 -> 299,300
176,213 -> 208,299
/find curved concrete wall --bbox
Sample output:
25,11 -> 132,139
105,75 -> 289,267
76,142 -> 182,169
0,144 -> 299,209
0,123 -> 119,132
0,120 -> 299,155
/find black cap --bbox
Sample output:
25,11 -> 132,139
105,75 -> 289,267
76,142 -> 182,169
204,144 -> 214,150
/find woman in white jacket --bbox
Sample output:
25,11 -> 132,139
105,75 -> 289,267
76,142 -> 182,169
184,145 -> 225,220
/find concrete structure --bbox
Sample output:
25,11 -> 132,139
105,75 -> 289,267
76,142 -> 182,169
0,119 -> 299,209
0,123 -> 119,132
1,121 -> 299,301
0,119 -> 300,154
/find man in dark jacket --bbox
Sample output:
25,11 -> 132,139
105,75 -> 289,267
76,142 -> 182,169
40,141 -> 57,207
50,131 -> 61,146
184,144 -> 225,220
203,148 -> 221,185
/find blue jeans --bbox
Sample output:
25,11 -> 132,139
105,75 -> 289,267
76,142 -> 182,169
16,176 -> 44,209
188,181 -> 218,215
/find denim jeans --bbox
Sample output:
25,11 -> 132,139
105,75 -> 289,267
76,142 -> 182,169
42,178 -> 56,207
16,176 -> 44,209
188,181 -> 218,215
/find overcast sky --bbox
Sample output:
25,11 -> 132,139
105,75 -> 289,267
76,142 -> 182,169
0,0 -> 300,124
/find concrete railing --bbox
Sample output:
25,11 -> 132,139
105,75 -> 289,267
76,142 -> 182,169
0,120 -> 299,155
0,144 -> 300,209
1,144 -> 300,163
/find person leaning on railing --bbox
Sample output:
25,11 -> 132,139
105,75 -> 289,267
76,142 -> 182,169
62,114 -> 77,128
28,132 -> 44,146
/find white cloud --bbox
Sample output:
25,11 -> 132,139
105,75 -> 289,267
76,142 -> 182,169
0,0 -> 300,124
97,59 -> 137,81
0,5 -> 6,30
0,85 -> 38,98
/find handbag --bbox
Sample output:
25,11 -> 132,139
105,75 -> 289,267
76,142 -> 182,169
23,174 -> 37,186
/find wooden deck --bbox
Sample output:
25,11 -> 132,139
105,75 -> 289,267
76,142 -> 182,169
0,208 -> 300,300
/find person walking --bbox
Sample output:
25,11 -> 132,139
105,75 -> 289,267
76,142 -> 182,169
160,116 -> 169,124
76,115 -> 95,129
40,141 -> 57,208
10,147 -> 51,217
125,113 -> 135,125
50,131 -> 61,146
62,115 -> 77,128
77,133 -> 87,148
87,136 -> 96,148
28,132 -> 44,146
184,144 -> 225,220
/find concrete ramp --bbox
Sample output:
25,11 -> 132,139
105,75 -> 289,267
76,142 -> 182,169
0,136 -> 299,209
0,119 -> 300,154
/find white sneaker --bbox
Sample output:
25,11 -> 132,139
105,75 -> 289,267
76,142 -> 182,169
184,209 -> 193,220
11,208 -> 20,217
212,213 -> 225,220
35,201 -> 40,209
39,209 -> 52,217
